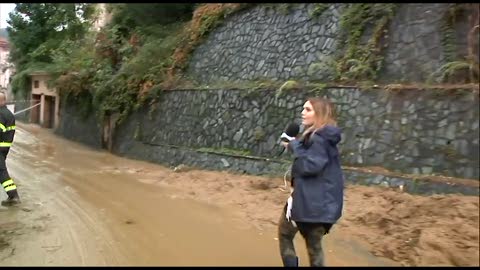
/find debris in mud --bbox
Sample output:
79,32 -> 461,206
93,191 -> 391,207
173,164 -> 191,173
0,238 -> 9,250
42,245 -> 62,252
249,180 -> 276,191
125,219 -> 135,225
31,225 -> 46,232
127,168 -> 144,174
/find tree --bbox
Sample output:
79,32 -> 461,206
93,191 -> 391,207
6,3 -> 94,69
109,4 -> 195,30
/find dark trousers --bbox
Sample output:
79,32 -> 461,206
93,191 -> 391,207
0,148 -> 18,198
278,205 -> 332,267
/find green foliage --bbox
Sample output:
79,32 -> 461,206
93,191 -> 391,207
343,59 -> 376,81
94,24 -> 135,69
195,4 -> 252,38
307,63 -> 323,77
336,4 -> 397,82
202,78 -> 281,92
122,40 -> 169,83
307,58 -> 338,81
7,4 -> 94,99
428,61 -> 472,84
253,127 -> 266,142
103,22 -> 182,119
307,82 -> 328,96
276,80 -> 300,99
441,4 -> 466,62
26,4 -> 189,123
198,14 -> 223,37
63,89 -> 95,120
47,3 -> 195,124
94,22 -> 185,121
7,4 -> 94,69
108,4 -> 195,29
261,4 -> 299,15
249,79 -> 282,93
10,69 -> 31,99
49,35 -> 97,89
358,80 -> 376,90
91,74 -> 135,123
310,4 -> 329,17
280,80 -> 300,90
276,4 -> 295,15
437,4 -> 479,84
441,23 -> 457,63
53,38 -> 96,72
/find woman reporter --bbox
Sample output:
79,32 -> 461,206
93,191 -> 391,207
278,97 -> 345,267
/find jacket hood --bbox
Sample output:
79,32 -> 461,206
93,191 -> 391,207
315,125 -> 342,146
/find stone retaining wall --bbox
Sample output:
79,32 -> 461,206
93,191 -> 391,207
112,87 -> 479,179
187,3 -> 473,84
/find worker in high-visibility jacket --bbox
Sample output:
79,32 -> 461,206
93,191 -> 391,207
0,91 -> 20,206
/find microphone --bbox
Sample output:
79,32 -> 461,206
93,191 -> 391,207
278,123 -> 300,156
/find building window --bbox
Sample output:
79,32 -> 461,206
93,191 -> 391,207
34,80 -> 39,88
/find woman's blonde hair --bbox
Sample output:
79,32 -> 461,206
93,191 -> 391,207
303,97 -> 337,136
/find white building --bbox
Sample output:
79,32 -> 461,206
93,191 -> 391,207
28,72 -> 60,129
0,37 -> 13,100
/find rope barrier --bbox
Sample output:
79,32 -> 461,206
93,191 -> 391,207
13,102 -> 41,115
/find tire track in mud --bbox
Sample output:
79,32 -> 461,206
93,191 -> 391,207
52,185 -> 124,265
0,126 -> 125,266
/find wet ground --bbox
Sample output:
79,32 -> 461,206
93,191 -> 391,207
0,123 -> 398,266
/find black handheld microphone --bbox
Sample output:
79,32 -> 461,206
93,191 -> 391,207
278,123 -> 300,156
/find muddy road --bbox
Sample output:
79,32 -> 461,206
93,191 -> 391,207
0,123 -> 399,266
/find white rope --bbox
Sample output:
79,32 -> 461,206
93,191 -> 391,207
283,167 -> 296,227
283,168 -> 290,190
281,167 -> 294,195
8,100 -> 40,103
13,102 -> 41,115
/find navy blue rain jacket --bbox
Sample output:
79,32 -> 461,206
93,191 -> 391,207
288,125 -> 344,224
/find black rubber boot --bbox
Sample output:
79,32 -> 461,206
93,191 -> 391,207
282,255 -> 299,267
1,195 -> 21,206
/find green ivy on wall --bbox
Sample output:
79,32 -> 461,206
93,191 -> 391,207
310,4 -> 330,18
335,4 -> 398,83
434,3 -> 479,84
